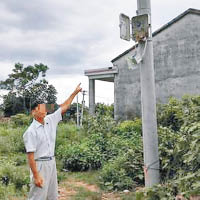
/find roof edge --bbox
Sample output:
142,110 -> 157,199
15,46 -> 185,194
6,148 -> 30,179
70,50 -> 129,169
84,67 -> 118,76
152,8 -> 200,37
111,44 -> 137,63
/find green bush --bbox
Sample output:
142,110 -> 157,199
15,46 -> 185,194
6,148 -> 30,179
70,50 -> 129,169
158,127 -> 185,181
57,134 -> 107,171
0,183 -> 16,200
10,113 -> 32,127
56,95 -> 200,195
157,97 -> 184,131
0,126 -> 26,153
57,114 -> 116,172
100,148 -> 143,191
83,114 -> 116,136
136,169 -> 200,199
11,166 -> 29,190
100,163 -> 134,191
98,118 -> 144,191
139,119 -> 200,198
0,126 -> 11,136
0,184 -> 7,200
105,134 -> 141,160
0,135 -> 13,153
57,117 -> 144,188
11,127 -> 26,153
13,153 -> 27,166
57,117 -> 143,174
135,182 -> 176,200
158,121 -> 200,183
95,103 -> 114,118
181,95 -> 200,125
0,159 -> 29,190
157,95 -> 200,131
56,122 -> 80,148
114,119 -> 142,137
181,122 -> 200,171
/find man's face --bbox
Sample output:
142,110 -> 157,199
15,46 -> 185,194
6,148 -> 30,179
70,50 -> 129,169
32,104 -> 47,123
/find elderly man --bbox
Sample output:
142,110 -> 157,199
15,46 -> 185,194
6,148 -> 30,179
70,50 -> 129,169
23,83 -> 82,200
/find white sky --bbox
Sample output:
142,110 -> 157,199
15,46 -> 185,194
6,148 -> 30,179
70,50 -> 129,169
0,0 -> 200,106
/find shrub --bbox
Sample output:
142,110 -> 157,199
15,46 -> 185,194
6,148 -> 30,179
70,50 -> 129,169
0,125 -> 11,136
158,121 -> 200,182
181,122 -> 200,170
0,135 -> 13,153
157,97 -> 184,131
150,121 -> 200,198
135,182 -> 176,200
83,114 -> 116,136
98,118 -> 144,191
100,147 -> 143,191
57,117 -> 144,184
0,184 -> 7,200
105,134 -> 141,160
56,122 -> 80,149
56,114 -> 116,172
136,169 -> 200,199
158,127 -> 185,181
0,184 -> 16,200
0,126 -> 26,153
101,165 -> 134,191
95,103 -> 114,118
181,95 -> 200,125
13,153 -> 27,166
115,119 -> 142,137
157,95 -> 200,131
11,166 -> 29,190
57,135 -> 106,171
10,113 -> 32,127
0,159 -> 29,190
11,127 -> 26,153
57,116 -> 143,174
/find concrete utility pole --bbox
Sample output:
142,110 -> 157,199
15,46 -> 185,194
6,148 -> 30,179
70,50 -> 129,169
89,79 -> 95,115
80,90 -> 86,127
137,0 -> 160,187
76,95 -> 79,127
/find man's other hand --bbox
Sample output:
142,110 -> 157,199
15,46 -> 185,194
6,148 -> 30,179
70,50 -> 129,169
34,173 -> 44,188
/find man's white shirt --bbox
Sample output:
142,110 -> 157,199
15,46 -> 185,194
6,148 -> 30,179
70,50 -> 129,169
23,108 -> 62,160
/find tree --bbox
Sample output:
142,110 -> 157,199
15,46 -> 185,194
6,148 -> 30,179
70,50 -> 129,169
2,92 -> 24,116
0,63 -> 57,116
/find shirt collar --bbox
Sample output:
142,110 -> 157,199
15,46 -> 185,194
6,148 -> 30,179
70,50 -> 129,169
33,119 -> 43,129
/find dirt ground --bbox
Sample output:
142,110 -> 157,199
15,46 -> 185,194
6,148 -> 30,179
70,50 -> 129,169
58,179 -> 121,200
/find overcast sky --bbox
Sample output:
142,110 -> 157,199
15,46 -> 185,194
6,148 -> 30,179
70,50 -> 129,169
0,0 -> 200,105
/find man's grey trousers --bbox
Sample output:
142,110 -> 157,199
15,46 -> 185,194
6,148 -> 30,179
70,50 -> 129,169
28,158 -> 58,200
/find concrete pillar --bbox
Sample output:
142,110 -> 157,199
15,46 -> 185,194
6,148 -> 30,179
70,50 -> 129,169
89,79 -> 95,115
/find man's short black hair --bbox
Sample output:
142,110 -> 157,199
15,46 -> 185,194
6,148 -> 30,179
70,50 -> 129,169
30,102 -> 38,111
30,100 -> 46,111
30,99 -> 58,112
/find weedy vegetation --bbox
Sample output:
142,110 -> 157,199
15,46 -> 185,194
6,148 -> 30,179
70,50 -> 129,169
1,97 -> 200,199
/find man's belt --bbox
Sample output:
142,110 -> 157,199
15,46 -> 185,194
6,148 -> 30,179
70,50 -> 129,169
35,156 -> 54,161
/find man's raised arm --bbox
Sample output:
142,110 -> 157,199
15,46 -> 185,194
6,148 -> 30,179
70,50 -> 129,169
60,83 -> 82,115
